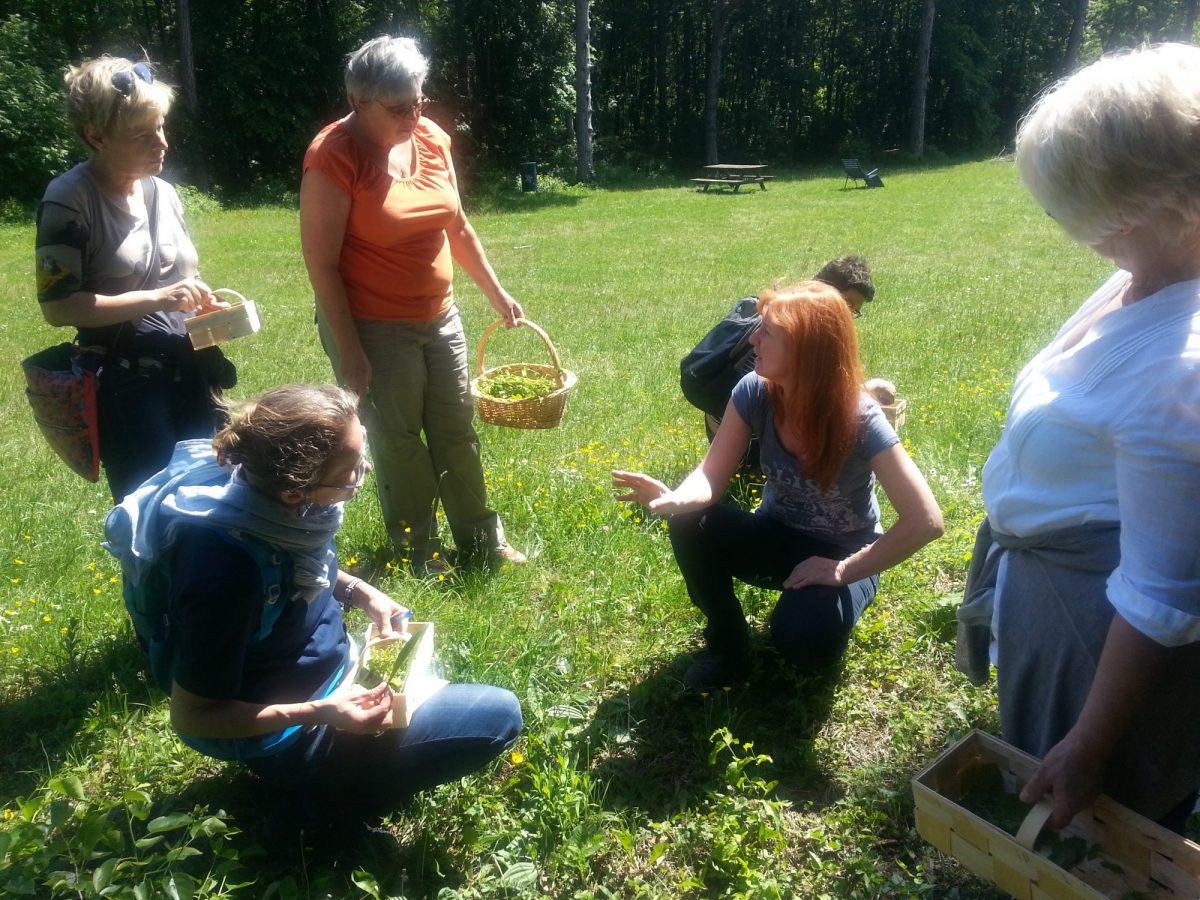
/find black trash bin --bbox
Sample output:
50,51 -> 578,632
519,162 -> 538,192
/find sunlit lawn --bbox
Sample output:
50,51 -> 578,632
0,161 -> 1115,897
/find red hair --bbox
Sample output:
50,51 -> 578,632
757,281 -> 864,489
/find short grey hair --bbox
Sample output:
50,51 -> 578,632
344,36 -> 428,105
1016,42 -> 1200,247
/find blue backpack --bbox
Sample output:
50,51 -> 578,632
123,526 -> 290,693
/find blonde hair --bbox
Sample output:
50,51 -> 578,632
64,56 -> 175,148
213,386 -> 360,494
758,281 -> 864,490
1016,42 -> 1200,247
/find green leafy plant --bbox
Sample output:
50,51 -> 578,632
476,368 -> 558,401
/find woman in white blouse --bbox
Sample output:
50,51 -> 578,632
977,43 -> 1200,832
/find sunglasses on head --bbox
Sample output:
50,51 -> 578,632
111,62 -> 155,98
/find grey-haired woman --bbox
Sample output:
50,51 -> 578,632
34,56 -> 233,502
300,36 -> 524,575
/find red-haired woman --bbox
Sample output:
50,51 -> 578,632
614,282 -> 943,690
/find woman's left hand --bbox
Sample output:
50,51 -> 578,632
489,289 -> 524,328
357,582 -> 412,638
783,556 -> 846,589
1019,728 -> 1105,829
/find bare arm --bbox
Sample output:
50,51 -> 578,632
444,163 -> 523,326
40,278 -> 219,329
170,679 -> 393,739
1019,614 -> 1174,827
613,399 -> 751,515
784,442 -> 944,589
300,168 -> 371,396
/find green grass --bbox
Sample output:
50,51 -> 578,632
0,163 -> 1116,897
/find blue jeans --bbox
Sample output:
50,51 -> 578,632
668,505 -> 878,672
246,684 -> 522,821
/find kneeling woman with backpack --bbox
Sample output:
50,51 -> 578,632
105,385 -> 521,839
614,282 -> 943,690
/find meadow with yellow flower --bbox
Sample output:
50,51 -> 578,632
0,163 -> 1126,897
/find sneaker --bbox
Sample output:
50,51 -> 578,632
682,648 -> 748,692
493,541 -> 527,565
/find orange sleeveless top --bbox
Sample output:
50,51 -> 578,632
304,117 -> 459,322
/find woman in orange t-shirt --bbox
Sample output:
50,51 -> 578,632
300,35 -> 525,575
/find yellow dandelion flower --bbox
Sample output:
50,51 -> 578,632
109,576 -> 119,584
9,647 -> 19,654
2,808 -> 13,820
14,559 -> 24,565
92,588 -> 102,595
60,627 -> 69,636
9,578 -> 20,585
510,751 -> 525,765
348,555 -> 358,566
42,615 -> 52,623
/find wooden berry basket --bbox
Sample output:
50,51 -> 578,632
353,622 -> 444,729
912,730 -> 1200,899
881,397 -> 907,430
470,318 -> 577,429
185,288 -> 261,349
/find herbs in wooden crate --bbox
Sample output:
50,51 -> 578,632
477,367 -> 557,401
359,631 -> 422,688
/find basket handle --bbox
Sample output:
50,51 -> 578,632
475,317 -> 563,377
212,288 -> 249,305
1015,798 -> 1055,850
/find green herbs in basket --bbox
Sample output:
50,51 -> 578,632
359,631 -> 422,688
476,367 -> 557,401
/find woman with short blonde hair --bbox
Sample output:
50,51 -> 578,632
34,56 -> 233,502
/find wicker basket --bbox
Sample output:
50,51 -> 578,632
912,730 -> 1200,899
470,318 -> 577,429
352,622 -> 444,729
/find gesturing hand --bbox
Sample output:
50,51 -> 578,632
612,470 -> 670,507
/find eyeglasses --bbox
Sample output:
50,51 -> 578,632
316,457 -> 369,493
375,97 -> 430,119
112,63 -> 155,98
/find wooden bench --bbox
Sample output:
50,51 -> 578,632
690,176 -> 768,193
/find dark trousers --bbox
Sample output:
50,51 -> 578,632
668,504 -> 878,673
98,361 -> 220,503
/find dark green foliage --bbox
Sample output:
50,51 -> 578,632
0,16 -> 77,203
2,0 -> 1198,200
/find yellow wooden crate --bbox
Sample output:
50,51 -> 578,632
912,730 -> 1200,899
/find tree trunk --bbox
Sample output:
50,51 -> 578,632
175,0 -> 209,190
575,0 -> 594,181
1184,0 -> 1199,42
907,0 -> 935,157
1061,0 -> 1088,75
703,0 -> 734,165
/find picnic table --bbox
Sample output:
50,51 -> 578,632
691,164 -> 773,193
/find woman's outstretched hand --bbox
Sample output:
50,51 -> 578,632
612,470 -> 670,508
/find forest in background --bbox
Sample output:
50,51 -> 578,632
1,0 -> 1198,203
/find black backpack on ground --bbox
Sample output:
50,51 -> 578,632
679,296 -> 760,419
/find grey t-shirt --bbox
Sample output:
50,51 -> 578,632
35,163 -> 198,349
732,373 -> 899,551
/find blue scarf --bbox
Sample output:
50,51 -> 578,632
104,440 -> 342,603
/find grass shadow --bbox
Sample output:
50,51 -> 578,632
0,633 -> 156,798
585,643 -> 845,819
162,767 -> 472,897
